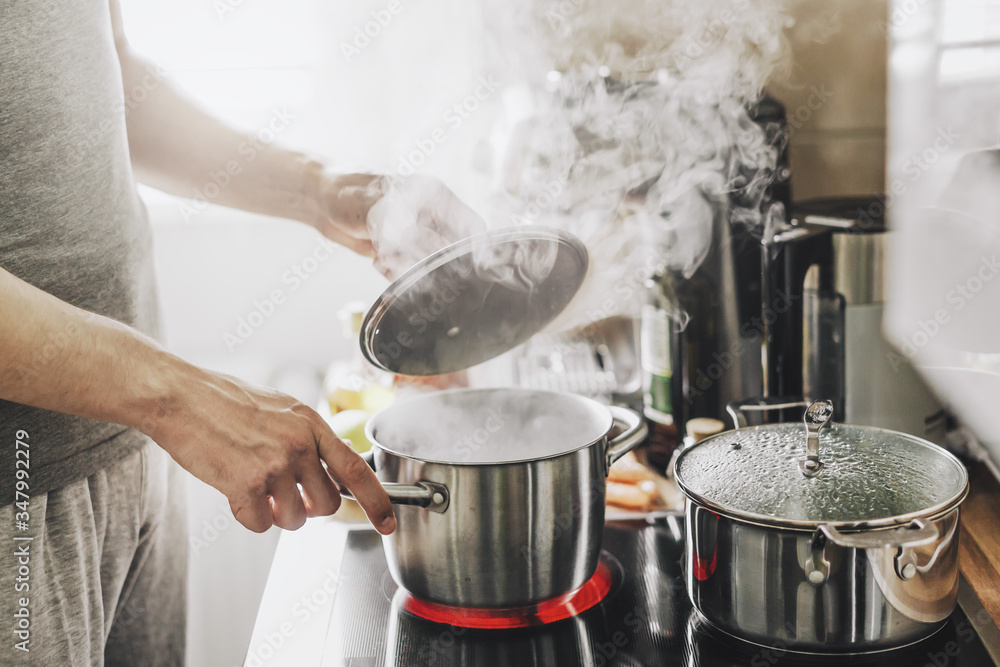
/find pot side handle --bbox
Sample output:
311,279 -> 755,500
339,450 -> 450,513
805,519 -> 940,585
605,406 -> 649,475
818,519 -> 940,550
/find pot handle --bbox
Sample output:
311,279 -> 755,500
605,406 -> 649,475
804,519 -> 940,585
726,397 -> 810,429
339,450 -> 450,513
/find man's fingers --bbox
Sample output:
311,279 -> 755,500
267,478 -> 308,530
229,495 -> 273,534
316,428 -> 396,535
318,224 -> 376,258
298,460 -> 342,518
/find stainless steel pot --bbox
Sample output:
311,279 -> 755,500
673,401 -> 969,653
354,387 -> 647,608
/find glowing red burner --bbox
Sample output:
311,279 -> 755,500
401,560 -> 615,630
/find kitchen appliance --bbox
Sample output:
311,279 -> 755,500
347,225 -> 651,608
308,518 -> 995,666
346,388 -> 646,607
656,95 -> 788,438
650,114 -> 944,443
673,401 -> 970,652
757,197 -> 946,438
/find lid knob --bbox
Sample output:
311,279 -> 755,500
799,400 -> 833,478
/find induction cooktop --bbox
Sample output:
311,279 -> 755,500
319,516 -> 996,666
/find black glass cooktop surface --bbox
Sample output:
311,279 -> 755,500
320,517 -> 995,666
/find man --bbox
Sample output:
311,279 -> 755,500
0,1 -> 484,664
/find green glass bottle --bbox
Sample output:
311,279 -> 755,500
641,270 -> 677,418
641,269 -> 682,472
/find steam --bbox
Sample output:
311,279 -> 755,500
364,0 -> 797,355
486,0 -> 794,331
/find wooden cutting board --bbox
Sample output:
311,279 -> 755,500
958,460 -> 1000,627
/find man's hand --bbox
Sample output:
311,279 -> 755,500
113,0 -> 484,278
310,172 -> 487,279
143,364 -> 396,534
0,266 -> 396,534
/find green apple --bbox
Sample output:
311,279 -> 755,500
326,409 -> 374,453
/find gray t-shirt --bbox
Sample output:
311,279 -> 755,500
0,0 -> 159,502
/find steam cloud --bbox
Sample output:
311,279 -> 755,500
364,0 -> 800,348
485,0 -> 795,332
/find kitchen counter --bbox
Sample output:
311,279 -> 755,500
242,510 -> 357,667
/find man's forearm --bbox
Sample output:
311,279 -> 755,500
0,266 -> 190,437
111,0 -> 325,227
119,49 -> 324,225
0,266 -> 397,534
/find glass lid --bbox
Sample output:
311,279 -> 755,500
673,415 -> 969,528
361,226 -> 588,376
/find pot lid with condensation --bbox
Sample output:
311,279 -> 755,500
673,407 -> 968,530
361,226 -> 588,376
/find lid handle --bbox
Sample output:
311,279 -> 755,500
800,400 -> 834,478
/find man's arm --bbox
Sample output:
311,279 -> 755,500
109,0 -> 486,278
109,0 -> 380,255
0,266 -> 396,534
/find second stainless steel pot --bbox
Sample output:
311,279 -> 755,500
674,401 -> 969,652
355,387 -> 647,608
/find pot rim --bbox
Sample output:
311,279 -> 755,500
673,422 -> 971,531
365,387 -> 614,466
